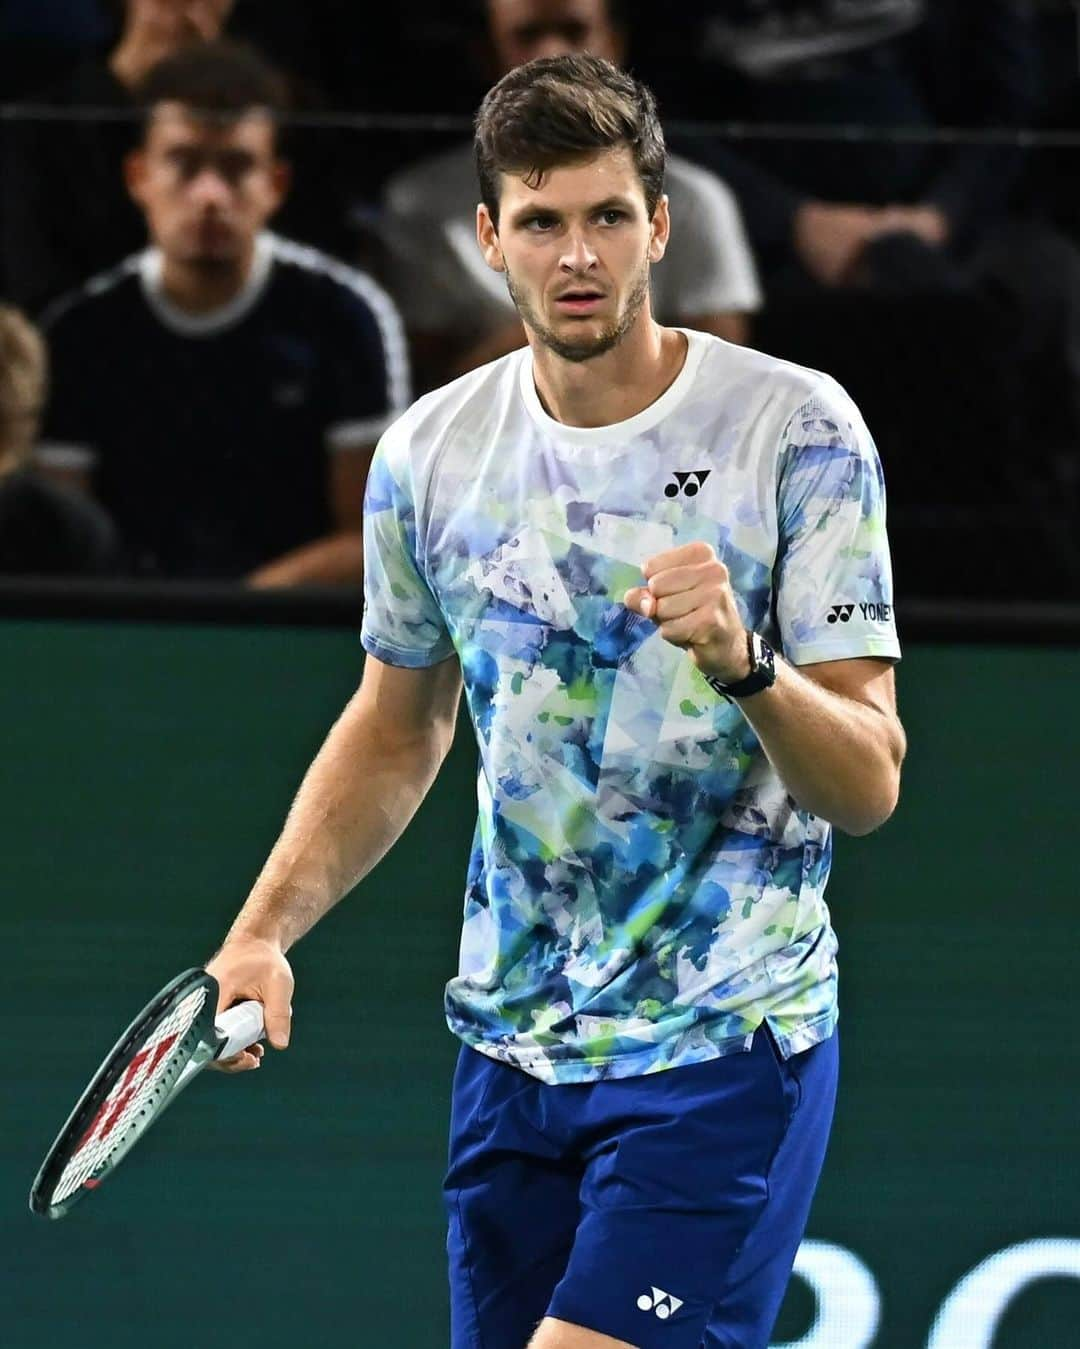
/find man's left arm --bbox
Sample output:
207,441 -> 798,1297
247,270 -> 410,590
625,546 -> 905,836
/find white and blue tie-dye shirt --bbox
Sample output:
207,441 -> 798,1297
362,330 -> 900,1084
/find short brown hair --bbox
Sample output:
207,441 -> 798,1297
138,40 -> 289,132
0,305 -> 47,469
474,53 -> 665,228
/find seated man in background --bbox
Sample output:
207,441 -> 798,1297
3,0 -> 235,314
38,41 -> 409,587
1,0 -> 336,313
382,0 -> 761,389
634,0 -> 1039,296
0,304 -> 118,576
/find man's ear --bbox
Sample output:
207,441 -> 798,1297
649,193 -> 671,264
268,158 -> 292,214
123,148 -> 148,209
477,202 -> 506,273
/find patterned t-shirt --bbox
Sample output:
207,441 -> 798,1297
362,330 -> 900,1084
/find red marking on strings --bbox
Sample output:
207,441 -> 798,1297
75,1033 -> 179,1153
83,1179 -> 100,1189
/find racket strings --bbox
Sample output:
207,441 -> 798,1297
50,985 -> 209,1205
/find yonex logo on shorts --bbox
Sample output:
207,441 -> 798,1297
827,604 -> 855,624
664,470 -> 710,499
637,1286 -> 684,1319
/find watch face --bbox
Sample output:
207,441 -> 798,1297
752,634 -> 776,679
745,634 -> 776,689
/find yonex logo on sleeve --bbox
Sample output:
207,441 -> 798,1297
637,1286 -> 684,1319
827,602 -> 892,625
664,470 -> 710,499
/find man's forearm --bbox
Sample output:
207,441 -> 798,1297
246,532 -> 364,589
226,697 -> 452,952
737,660 -> 905,836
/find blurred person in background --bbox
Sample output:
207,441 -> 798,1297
0,304 -> 118,576
381,0 -> 762,390
630,0 -> 1080,596
1,0 -> 339,314
36,41 -> 409,587
2,0 -> 235,314
631,0 -> 1039,290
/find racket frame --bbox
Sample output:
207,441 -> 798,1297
30,968 -> 222,1220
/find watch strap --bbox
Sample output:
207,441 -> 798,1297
703,632 -> 777,700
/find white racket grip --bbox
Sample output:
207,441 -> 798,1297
214,1001 -> 266,1061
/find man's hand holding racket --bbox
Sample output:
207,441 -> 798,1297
206,936 -> 295,1072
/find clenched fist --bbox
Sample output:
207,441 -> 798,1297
623,542 -> 750,684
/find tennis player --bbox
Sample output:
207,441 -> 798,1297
207,54 -> 905,1349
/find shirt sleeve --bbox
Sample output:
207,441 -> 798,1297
774,384 -> 901,666
658,158 -> 763,319
381,176 -> 514,339
322,269 -> 412,453
360,430 -> 455,668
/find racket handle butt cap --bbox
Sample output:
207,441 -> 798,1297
215,1000 -> 266,1060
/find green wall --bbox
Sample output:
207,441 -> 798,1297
2,621 -> 1078,1347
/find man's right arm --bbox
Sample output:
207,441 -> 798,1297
206,651 -> 462,1066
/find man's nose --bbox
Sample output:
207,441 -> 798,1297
188,167 -> 231,207
559,228 -> 599,273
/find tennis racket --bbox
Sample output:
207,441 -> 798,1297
30,968 -> 264,1220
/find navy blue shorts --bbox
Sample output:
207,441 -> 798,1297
444,1026 -> 838,1348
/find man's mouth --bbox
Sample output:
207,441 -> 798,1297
554,288 -> 606,314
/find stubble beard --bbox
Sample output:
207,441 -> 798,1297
505,257 -> 652,364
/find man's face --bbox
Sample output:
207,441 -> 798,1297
126,106 -> 288,268
125,0 -> 234,47
487,0 -> 623,74
477,146 -> 668,363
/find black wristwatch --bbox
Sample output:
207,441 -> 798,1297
703,632 -> 777,701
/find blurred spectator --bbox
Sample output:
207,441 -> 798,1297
381,0 -> 762,389
1,0 -> 344,313
0,304 -> 119,576
626,2 -> 1080,595
631,1 -> 1040,284
37,42 -> 410,587
2,1 -> 235,313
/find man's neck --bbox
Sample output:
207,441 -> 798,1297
159,242 -> 255,316
529,317 -> 688,429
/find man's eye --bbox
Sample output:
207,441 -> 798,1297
167,151 -> 199,178
524,216 -> 557,231
599,209 -> 627,225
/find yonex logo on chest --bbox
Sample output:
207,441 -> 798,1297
664,470 -> 710,499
